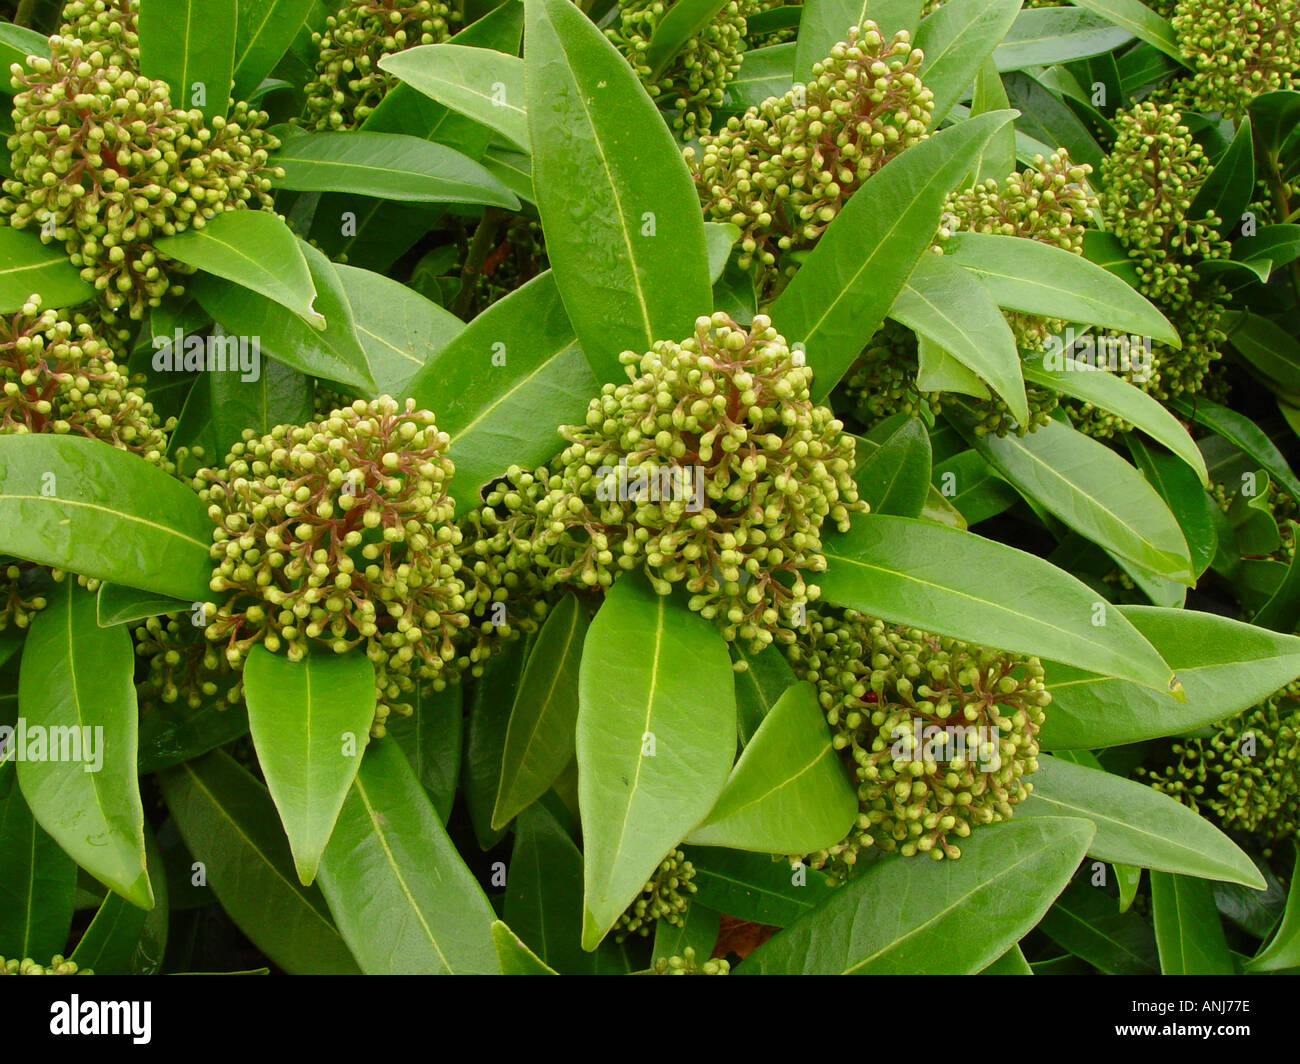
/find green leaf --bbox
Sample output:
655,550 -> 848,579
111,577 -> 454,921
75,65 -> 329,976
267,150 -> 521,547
851,417 -> 931,518
155,210 -> 323,327
653,901 -> 721,966
158,751 -> 360,974
1019,756 -> 1264,888
492,920 -> 558,974
336,263 -> 464,397
1041,605 -> 1300,749
686,682 -> 857,853
270,130 -> 520,208
687,846 -> 838,926
524,0 -> 712,385
1150,871 -> 1235,974
968,417 -> 1194,583
1247,89 -> 1300,156
1024,353 -> 1209,486
385,683 -> 462,823
96,584 -> 192,628
917,336 -> 989,398
316,739 -> 499,974
704,222 -> 740,284
0,767 -> 76,961
242,646 -> 376,885
480,146 -> 534,205
380,44 -> 528,151
724,42 -> 796,111
1038,879 -> 1158,974
1224,310 -> 1300,395
138,0 -> 236,119
771,111 -> 1015,403
731,642 -> 800,745
942,232 -> 1180,346
854,432 -> 966,529
1067,0 -> 1186,65
979,945 -> 1033,974
1235,224 -> 1300,273
1255,522 -> 1300,633
1246,846 -> 1300,973
464,634 -> 532,848
915,0 -> 1023,122
0,25 -> 49,90
1190,116 -> 1254,227
645,0 -> 731,80
493,595 -> 590,830
190,240 -> 376,393
233,0 -> 315,101
969,57 -> 1017,184
578,575 -> 736,949
738,817 -> 1094,974
1172,395 -> 1300,502
932,448 -> 1018,525
820,514 -> 1177,691
892,252 -> 1027,425
137,693 -> 250,777
792,0 -> 923,82
1126,435 -> 1217,577
69,830 -> 169,975
998,71 -> 1105,173
0,227 -> 97,312
17,583 -> 151,908
993,7 -> 1134,71
404,271 -> 596,515
1082,229 -> 1142,286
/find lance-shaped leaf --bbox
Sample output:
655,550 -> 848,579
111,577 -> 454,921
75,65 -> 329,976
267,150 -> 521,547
17,583 -> 152,909
578,575 -> 736,950
1246,847 -> 1300,973
1190,117 -> 1254,227
1038,879 -> 1158,975
493,595 -> 590,829
1127,435 -> 1217,577
851,418 -> 931,519
232,0 -> 315,100
653,901 -> 722,966
0,227 -> 96,312
493,921 -> 558,974
69,830 -> 169,975
645,0 -> 731,79
915,0 -> 1023,122
158,751 -> 360,974
793,0 -> 923,81
1018,756 -> 1264,888
385,683 -> 462,824
688,845 -> 838,927
891,252 -> 1027,425
686,682 -> 856,853
380,44 -> 528,152
942,232 -> 1180,346
0,435 -> 212,601
523,0 -> 711,385
1151,871 -> 1235,974
404,271 -> 596,514
270,130 -> 520,208
727,41 -> 797,110
1042,605 -> 1300,749
138,0 -> 236,119
242,647 -> 377,886
0,766 -> 76,961
770,111 -> 1015,403
0,25 -> 49,88
820,514 -> 1177,691
969,417 -> 1195,584
316,739 -> 499,974
731,643 -> 800,745
464,635 -> 532,850
155,210 -> 323,327
993,6 -> 1135,70
738,817 -> 1094,974
1174,395 -> 1300,502
1068,0 -> 1187,64
854,431 -> 965,529
1023,353 -> 1208,485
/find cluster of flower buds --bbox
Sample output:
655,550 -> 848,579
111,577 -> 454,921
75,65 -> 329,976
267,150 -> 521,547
0,954 -> 90,975
1,32 -> 280,320
303,0 -> 454,131
605,0 -> 752,139
1171,0 -> 1299,117
1142,683 -> 1300,850
1094,101 -> 1231,412
784,606 -> 1049,877
651,946 -> 731,974
59,0 -> 140,66
614,849 -> 697,941
134,612 -> 245,712
686,22 -> 934,274
194,397 -> 472,733
471,314 -> 866,650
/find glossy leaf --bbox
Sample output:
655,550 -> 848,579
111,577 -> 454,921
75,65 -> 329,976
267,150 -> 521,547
232,0 -> 315,100
0,227 -> 96,312
644,0 -> 732,79
1041,605 -> 1300,749
316,739 -> 499,974
155,210 -> 323,327
932,448 -> 1017,525
158,751 -> 361,974
492,921 -> 558,974
993,7 -> 1134,70
0,25 -> 49,87
792,0 -> 922,81
771,111 -> 1014,403
851,417 -> 931,519
970,417 -> 1194,583
96,584 -> 192,628
270,130 -> 520,208
915,0 -> 1022,122
653,902 -> 721,966
69,830 -> 169,975
820,514 -> 1177,691
17,583 -> 151,909
854,432 -> 966,529
686,682 -> 856,853
1038,879 -> 1158,975
385,683 -> 463,824
1150,871 -> 1235,975
138,0 -> 236,119
1018,756 -> 1264,888
524,0 -> 711,385
1126,435 -> 1217,577
1068,0 -> 1185,64
687,846 -> 838,927
738,817 -> 1094,974
1224,310 -> 1300,395
0,765 -> 76,961
493,595 -> 590,830
1190,117 -> 1255,227
1246,846 -> 1300,973
577,575 -> 736,949
464,635 -> 532,849
731,643 -> 800,746
943,232 -> 1180,346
